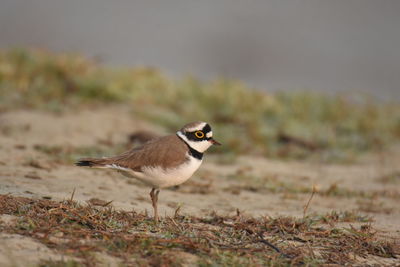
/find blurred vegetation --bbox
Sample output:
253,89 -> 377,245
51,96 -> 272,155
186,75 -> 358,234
1,49 -> 399,161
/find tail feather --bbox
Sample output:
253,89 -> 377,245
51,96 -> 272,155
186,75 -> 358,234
75,158 -> 107,167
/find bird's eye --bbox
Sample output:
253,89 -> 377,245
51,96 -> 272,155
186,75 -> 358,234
195,131 -> 204,138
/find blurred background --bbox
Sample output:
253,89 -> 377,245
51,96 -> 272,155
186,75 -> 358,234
0,0 -> 399,162
1,0 -> 399,99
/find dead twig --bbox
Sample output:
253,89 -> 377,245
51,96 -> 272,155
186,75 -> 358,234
174,205 -> 182,219
258,232 -> 291,259
70,188 -> 76,202
303,185 -> 317,218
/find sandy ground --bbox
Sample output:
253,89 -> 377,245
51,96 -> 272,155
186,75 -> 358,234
0,106 -> 399,266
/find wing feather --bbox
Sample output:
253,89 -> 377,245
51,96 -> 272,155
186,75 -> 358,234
107,135 -> 189,171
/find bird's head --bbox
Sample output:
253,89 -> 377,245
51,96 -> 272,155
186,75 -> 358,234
177,121 -> 221,153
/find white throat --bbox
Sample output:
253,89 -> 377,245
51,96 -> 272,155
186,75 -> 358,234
177,131 -> 213,153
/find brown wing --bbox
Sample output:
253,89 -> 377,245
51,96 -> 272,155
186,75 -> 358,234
106,134 -> 189,171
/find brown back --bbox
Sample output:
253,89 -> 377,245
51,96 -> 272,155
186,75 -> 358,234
106,134 -> 189,171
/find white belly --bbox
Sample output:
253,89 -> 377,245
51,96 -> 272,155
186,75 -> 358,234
109,156 -> 202,189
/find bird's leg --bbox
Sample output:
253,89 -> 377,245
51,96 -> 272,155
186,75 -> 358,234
155,189 -> 160,221
150,188 -> 160,221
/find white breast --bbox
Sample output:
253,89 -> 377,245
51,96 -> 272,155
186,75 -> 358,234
108,155 -> 203,189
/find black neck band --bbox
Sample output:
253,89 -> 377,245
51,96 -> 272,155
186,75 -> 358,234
177,134 -> 203,160
188,146 -> 203,160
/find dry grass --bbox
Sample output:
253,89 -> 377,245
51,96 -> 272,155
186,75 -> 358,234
0,195 -> 398,266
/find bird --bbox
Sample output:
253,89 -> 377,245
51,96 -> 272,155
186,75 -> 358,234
75,121 -> 221,221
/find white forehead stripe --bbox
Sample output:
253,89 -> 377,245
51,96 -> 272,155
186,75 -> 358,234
185,122 -> 207,132
206,132 -> 212,138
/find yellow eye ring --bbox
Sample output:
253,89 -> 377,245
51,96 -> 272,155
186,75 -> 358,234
195,131 -> 205,138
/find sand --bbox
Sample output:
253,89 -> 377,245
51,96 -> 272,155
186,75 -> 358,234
0,105 -> 399,266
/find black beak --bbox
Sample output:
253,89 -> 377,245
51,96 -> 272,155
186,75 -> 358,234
210,138 -> 221,146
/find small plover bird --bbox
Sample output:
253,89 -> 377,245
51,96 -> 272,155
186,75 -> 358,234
76,121 -> 220,221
